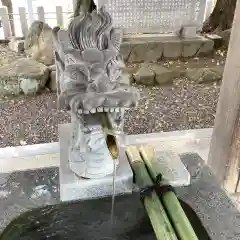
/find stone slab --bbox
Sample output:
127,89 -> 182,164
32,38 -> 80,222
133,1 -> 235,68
149,150 -> 190,187
0,142 -> 59,159
0,142 -> 59,173
178,153 -> 240,240
59,124 -> 133,202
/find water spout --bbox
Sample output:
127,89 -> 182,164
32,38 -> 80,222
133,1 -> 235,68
100,112 -> 119,160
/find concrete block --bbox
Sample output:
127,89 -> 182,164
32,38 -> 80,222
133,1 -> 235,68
163,40 -> 182,59
59,124 -> 133,202
8,38 -> 24,53
182,39 -> 202,57
128,41 -> 163,63
133,63 -> 155,85
150,64 -> 178,84
179,25 -> 198,39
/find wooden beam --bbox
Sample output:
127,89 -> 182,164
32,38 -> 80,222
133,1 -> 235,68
208,0 -> 240,193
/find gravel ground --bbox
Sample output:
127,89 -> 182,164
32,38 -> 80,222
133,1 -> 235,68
0,78 -> 220,148
0,43 -> 221,148
125,78 -> 220,134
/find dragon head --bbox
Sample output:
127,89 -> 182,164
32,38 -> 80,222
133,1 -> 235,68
53,6 -> 140,117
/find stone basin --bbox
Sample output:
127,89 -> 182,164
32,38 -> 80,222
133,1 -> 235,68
0,129 -> 240,239
0,191 -> 211,240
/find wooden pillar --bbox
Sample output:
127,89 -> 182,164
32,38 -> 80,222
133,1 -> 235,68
208,0 -> 240,193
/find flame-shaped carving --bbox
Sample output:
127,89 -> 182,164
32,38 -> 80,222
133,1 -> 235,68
53,6 -> 140,116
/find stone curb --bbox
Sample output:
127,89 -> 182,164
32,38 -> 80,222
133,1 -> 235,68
121,35 -> 214,63
130,64 -> 224,86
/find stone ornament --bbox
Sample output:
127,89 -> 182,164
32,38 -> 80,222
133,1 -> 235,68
53,6 -> 140,179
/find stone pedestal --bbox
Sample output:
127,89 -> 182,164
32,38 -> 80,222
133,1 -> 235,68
59,123 -> 133,202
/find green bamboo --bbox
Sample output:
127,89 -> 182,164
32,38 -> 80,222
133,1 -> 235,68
126,146 -> 178,240
100,112 -> 119,160
139,145 -> 199,240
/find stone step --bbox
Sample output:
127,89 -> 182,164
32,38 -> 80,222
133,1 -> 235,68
121,34 -> 214,63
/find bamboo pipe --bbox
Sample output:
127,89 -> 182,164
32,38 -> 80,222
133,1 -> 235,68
126,146 -> 178,240
100,112 -> 119,160
139,144 -> 199,240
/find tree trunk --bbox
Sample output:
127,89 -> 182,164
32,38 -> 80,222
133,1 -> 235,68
202,0 -> 237,33
73,0 -> 96,18
1,0 -> 15,36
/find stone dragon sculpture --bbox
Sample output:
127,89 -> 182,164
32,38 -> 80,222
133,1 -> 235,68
53,6 -> 140,179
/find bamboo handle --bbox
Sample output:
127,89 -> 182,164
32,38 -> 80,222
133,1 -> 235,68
139,144 -> 199,240
126,146 -> 178,240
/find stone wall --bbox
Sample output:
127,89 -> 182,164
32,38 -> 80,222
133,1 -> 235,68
121,35 -> 214,63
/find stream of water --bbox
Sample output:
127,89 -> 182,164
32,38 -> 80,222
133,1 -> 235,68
110,158 -> 118,224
